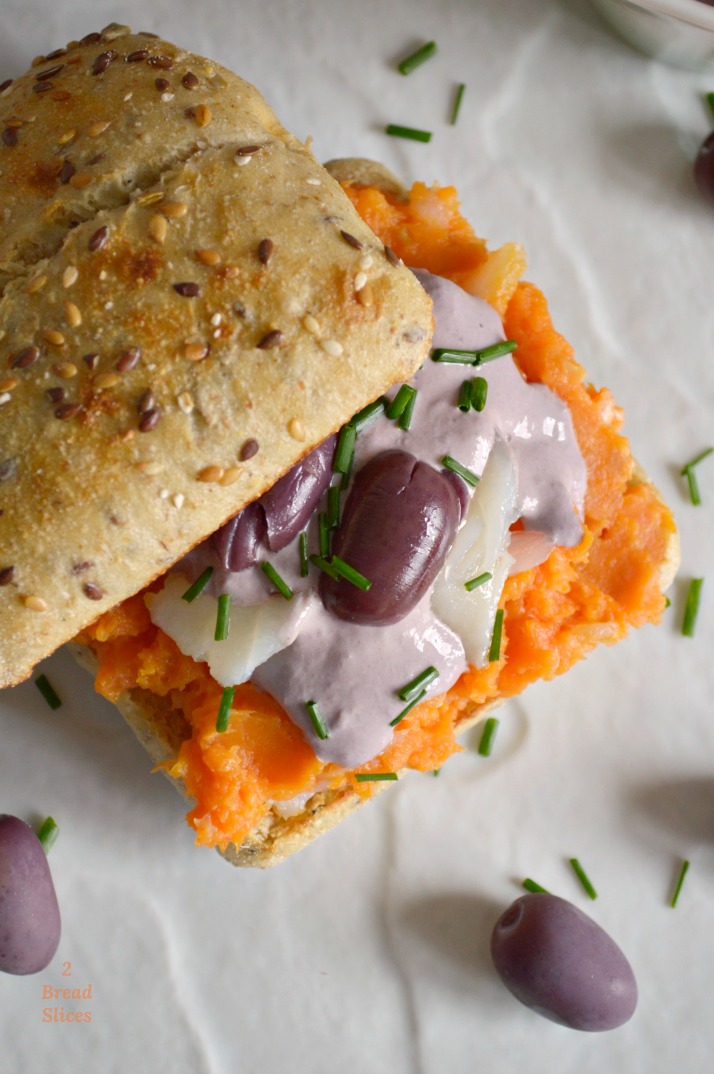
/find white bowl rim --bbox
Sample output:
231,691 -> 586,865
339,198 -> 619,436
603,0 -> 714,30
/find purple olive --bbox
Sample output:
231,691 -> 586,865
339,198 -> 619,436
0,815 -> 61,976
320,449 -> 461,625
694,130 -> 714,207
213,501 -> 266,572
490,893 -> 637,1031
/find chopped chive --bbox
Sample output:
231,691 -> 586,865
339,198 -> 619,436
682,578 -> 704,637
260,561 -> 294,600
471,340 -> 517,364
398,388 -> 417,430
386,383 -> 415,420
309,554 -> 341,581
569,857 -> 598,900
451,81 -> 466,125
431,341 -> 516,365
330,554 -> 372,590
442,455 -> 480,486
397,665 -> 440,702
457,380 -> 473,412
477,716 -> 499,757
681,446 -> 714,472
665,595 -> 671,609
385,124 -> 432,143
681,447 -> 713,506
36,817 -> 59,854
398,40 -> 437,75
432,768 -> 441,777
318,512 -> 332,558
355,772 -> 398,782
305,700 -> 329,741
390,688 -> 427,727
431,348 -> 481,365
523,878 -> 549,894
327,484 -> 342,528
465,571 -> 492,592
353,397 -> 387,433
299,531 -> 309,577
488,608 -> 505,662
707,91 -> 714,121
333,422 -> 356,475
35,674 -> 61,711
471,376 -> 488,412
670,858 -> 690,908
181,566 -> 214,602
215,685 -> 235,732
214,593 -> 231,641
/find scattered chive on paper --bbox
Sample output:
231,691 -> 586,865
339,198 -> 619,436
398,40 -> 437,75
477,716 -> 499,757
465,571 -> 492,592
390,688 -> 427,727
385,124 -> 432,143
333,423 -> 356,475
680,447 -> 713,506
523,878 -> 549,894
670,858 -> 690,908
35,674 -> 61,711
215,685 -> 235,732
569,857 -> 598,900
36,816 -> 59,854
260,561 -> 294,600
682,577 -> 704,637
355,772 -> 398,782
451,81 -> 466,125
397,665 -> 440,702
489,608 -> 504,662
214,593 -> 231,641
305,700 -> 329,741
442,455 -> 480,486
181,566 -> 214,602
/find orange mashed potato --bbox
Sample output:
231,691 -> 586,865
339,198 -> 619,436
80,182 -> 676,851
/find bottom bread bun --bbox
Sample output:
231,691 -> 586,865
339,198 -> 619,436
71,161 -> 679,868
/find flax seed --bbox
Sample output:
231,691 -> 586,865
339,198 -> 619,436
239,438 -> 259,461
83,582 -> 103,600
43,329 -> 66,348
184,342 -> 208,362
116,347 -> 141,372
193,103 -> 212,128
161,200 -> 187,218
52,362 -> 78,379
257,329 -> 283,350
196,248 -> 221,266
138,407 -> 161,432
197,465 -> 224,483
94,372 -> 120,389
88,225 -> 109,251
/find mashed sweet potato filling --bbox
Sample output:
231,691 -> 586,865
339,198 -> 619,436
80,182 -> 676,851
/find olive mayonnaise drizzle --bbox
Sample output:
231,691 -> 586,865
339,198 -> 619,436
160,271 -> 586,768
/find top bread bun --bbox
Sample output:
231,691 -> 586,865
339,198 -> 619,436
0,24 -> 433,687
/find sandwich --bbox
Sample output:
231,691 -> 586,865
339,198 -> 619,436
0,26 -> 679,867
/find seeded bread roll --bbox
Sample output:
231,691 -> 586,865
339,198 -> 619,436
0,26 -> 433,688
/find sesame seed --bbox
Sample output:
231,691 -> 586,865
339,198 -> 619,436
192,104 -> 212,128
154,77 -> 170,91
239,438 -> 259,461
126,48 -> 150,62
138,408 -> 162,432
161,92 -> 174,103
94,372 -> 120,389
52,362 -> 78,379
197,465 -> 224,483
196,248 -> 221,266
354,271 -> 368,292
137,190 -> 164,206
88,225 -> 109,251
0,377 -> 18,392
172,492 -> 185,508
138,461 -> 164,476
148,55 -> 174,70
221,265 -> 240,279
91,50 -> 118,76
177,392 -> 194,414
54,402 -> 81,420
64,301 -> 82,327
0,393 -> 10,407
2,128 -> 18,147
159,488 -> 170,499
10,346 -> 40,370
288,418 -> 306,441
184,342 -> 208,362
358,254 -> 374,270
173,281 -> 200,298
43,329 -> 66,348
24,274 -> 48,294
82,353 -> 100,370
306,177 -> 321,186
219,467 -> 240,487
62,265 -> 79,287
161,200 -> 187,218
83,582 -> 104,600
59,160 -> 76,184
258,238 -> 273,264
257,329 -> 283,350
0,566 -> 15,585
321,339 -> 343,357
23,595 -> 48,612
302,314 -> 321,336
234,154 -> 253,167
87,119 -> 111,137
182,71 -> 199,89
340,229 -> 363,250
57,128 -> 77,145
210,312 -> 222,326
148,213 -> 167,243
116,347 -> 141,372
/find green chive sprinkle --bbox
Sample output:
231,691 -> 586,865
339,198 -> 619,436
681,447 -> 713,506
35,674 -> 61,711
457,380 -> 472,412
353,397 -> 387,433
355,772 -> 398,782
472,340 -> 517,364
432,768 -> 441,777
477,716 -> 499,757
707,91 -> 714,121
471,376 -> 488,412
386,383 -> 415,420
431,347 -> 481,365
397,665 -> 440,702
36,816 -> 59,854
390,688 -> 427,727
398,40 -> 437,76
309,554 -> 341,581
523,878 -> 549,894
665,595 -> 671,609
465,571 -> 492,592
333,423 -> 356,475
682,578 -> 704,637
431,341 -> 516,365
214,593 -> 231,641
442,455 -> 480,486
488,608 -> 504,662
331,554 -> 372,590
398,389 -> 417,430
299,531 -> 309,577
318,512 -> 332,558
385,124 -> 432,143
327,484 -> 342,528
569,857 -> 598,900
260,561 -> 294,600
451,82 -> 466,125
305,700 -> 329,741
670,858 -> 690,908
181,566 -> 214,602
215,685 -> 234,732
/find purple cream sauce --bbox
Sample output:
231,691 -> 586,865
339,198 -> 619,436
164,271 -> 587,768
